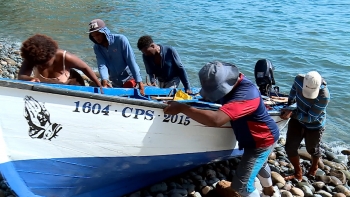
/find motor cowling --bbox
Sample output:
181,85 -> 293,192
254,59 -> 276,96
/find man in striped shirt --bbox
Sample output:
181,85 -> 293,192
280,71 -> 330,181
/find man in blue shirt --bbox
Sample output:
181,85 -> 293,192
281,71 -> 330,181
87,19 -> 145,95
137,35 -> 191,93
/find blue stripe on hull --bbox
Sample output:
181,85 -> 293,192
0,149 -> 243,197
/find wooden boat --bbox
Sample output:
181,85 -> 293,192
0,78 -> 289,197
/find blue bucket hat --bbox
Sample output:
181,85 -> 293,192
198,61 -> 240,102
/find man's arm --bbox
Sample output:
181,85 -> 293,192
171,47 -> 190,91
94,45 -> 110,86
292,88 -> 330,123
164,97 -> 260,127
288,77 -> 297,105
18,60 -> 38,81
120,35 -> 142,83
143,55 -> 156,84
175,104 -> 231,127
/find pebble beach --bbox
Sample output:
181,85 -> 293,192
1,41 -> 350,197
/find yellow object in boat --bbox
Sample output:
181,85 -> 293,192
173,90 -> 192,101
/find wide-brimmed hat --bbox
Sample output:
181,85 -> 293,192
198,61 -> 240,102
87,19 -> 106,33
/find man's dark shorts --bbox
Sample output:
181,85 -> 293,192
285,118 -> 324,157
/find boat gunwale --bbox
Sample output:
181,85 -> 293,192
0,80 -> 282,115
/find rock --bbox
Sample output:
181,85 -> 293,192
279,161 -> 289,167
301,185 -> 313,197
276,182 -> 285,189
269,152 -> 277,160
316,175 -> 331,184
279,137 -> 286,146
205,169 -> 216,178
150,182 -> 167,193
198,180 -> 207,188
313,182 -> 326,191
325,152 -> 337,161
275,146 -> 284,152
185,184 -> 195,194
330,176 -> 343,186
0,61 -> 6,66
206,178 -> 220,186
324,186 -> 335,194
299,149 -> 312,161
323,160 -> 347,170
330,170 -> 347,184
316,169 -> 326,176
169,189 -> 187,196
270,165 -> 281,174
333,193 -> 346,197
129,191 -> 141,197
335,185 -> 350,196
271,171 -> 286,186
340,170 -> 350,181
277,151 -> 286,157
168,182 -> 177,190
192,175 -> 203,182
341,150 -> 350,155
169,193 -> 182,197
290,187 -> 304,197
215,180 -> 241,197
189,192 -> 202,197
298,182 -> 311,188
156,194 -> 164,197
333,159 -> 346,164
323,165 -> 331,174
283,183 -> 292,191
4,58 -> 16,66
281,190 -> 293,197
201,186 -> 214,195
0,183 -> 6,190
315,190 -> 332,197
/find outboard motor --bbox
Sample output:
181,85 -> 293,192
254,59 -> 276,96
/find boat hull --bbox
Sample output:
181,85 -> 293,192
0,84 -> 242,197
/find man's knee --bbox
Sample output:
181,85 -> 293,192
285,142 -> 299,157
306,146 -> 321,157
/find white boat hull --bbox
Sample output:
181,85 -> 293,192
0,80 -> 288,197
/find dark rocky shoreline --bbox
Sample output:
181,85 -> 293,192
123,139 -> 350,197
1,41 -> 350,197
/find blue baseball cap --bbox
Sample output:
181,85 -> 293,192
198,61 -> 240,102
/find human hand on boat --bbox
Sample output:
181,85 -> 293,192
99,86 -> 104,94
280,109 -> 293,120
102,80 -> 112,88
138,82 -> 145,96
186,89 -> 193,94
163,101 -> 185,115
30,77 -> 40,82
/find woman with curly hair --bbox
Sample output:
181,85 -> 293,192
18,34 -> 102,88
